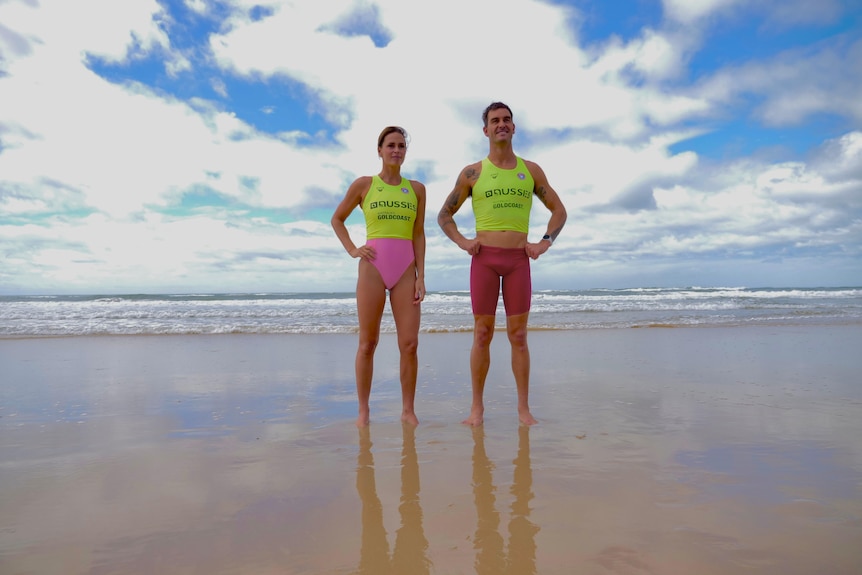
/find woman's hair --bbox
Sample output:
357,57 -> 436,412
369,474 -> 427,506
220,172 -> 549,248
377,126 -> 409,148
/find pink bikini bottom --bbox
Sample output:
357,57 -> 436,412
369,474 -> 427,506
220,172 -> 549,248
366,238 -> 415,289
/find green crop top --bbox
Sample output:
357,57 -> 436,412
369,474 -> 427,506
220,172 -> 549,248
362,175 -> 418,239
471,157 -> 534,233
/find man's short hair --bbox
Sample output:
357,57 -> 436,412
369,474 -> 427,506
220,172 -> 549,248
482,102 -> 513,127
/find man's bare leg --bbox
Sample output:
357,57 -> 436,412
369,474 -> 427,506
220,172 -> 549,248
507,312 -> 537,425
464,315 -> 495,426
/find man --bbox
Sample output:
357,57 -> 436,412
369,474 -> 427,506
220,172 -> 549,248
438,102 -> 567,426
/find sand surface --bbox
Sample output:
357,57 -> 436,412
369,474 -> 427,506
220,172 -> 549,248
2,326 -> 861,574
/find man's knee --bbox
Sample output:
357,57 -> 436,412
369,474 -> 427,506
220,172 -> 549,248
506,316 -> 529,350
473,317 -> 495,348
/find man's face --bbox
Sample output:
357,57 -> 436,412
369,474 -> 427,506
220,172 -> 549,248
483,108 -> 515,142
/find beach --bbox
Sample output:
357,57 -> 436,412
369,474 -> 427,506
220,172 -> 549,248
1,325 -> 861,574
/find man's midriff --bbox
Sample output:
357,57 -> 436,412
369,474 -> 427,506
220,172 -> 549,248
476,230 -> 528,249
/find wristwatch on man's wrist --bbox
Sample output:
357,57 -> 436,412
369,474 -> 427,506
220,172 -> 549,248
542,234 -> 553,245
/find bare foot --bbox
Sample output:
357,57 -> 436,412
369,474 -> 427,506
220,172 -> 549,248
462,407 -> 484,426
519,408 -> 538,426
518,411 -> 539,425
401,411 -> 419,426
355,407 -> 370,428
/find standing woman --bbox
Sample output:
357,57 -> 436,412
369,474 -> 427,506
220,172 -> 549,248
332,126 -> 426,427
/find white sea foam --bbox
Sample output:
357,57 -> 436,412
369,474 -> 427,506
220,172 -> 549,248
1,287 -> 860,337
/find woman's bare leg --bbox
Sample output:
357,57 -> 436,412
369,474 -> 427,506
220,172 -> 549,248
355,259 -> 386,427
390,263 -> 421,426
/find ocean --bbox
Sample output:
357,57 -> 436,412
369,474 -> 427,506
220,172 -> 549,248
2,287 -> 861,337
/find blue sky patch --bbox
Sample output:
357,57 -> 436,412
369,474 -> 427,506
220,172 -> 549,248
669,113 -> 849,160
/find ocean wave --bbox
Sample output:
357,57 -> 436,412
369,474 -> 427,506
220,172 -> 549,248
1,287 -> 860,337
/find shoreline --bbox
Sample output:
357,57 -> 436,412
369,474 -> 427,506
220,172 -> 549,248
3,314 -> 862,340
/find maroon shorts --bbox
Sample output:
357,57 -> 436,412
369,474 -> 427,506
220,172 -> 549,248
470,246 -> 531,316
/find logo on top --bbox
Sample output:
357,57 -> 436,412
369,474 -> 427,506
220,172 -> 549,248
401,187 -> 410,194
517,172 -> 526,180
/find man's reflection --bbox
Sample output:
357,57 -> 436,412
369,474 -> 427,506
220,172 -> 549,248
355,425 -> 430,575
471,425 -> 538,575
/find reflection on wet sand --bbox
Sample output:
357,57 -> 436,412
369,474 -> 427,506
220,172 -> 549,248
355,424 -> 431,575
472,426 -> 539,575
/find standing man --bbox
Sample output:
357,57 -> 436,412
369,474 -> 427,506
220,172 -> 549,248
438,102 -> 567,426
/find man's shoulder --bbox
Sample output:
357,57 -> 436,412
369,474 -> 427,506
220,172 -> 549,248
460,160 -> 484,183
520,158 -> 545,179
464,158 -> 484,171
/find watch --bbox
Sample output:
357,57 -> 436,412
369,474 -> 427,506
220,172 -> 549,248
542,234 -> 553,245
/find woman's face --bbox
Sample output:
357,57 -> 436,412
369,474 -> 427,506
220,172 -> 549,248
378,131 -> 407,167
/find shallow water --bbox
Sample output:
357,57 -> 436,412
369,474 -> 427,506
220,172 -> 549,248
1,327 -> 861,574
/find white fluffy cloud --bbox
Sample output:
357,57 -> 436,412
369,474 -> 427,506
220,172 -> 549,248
0,0 -> 860,294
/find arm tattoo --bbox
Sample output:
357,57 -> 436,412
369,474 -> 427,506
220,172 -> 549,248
534,185 -> 548,204
444,191 -> 460,212
464,167 -> 479,182
438,191 -> 460,228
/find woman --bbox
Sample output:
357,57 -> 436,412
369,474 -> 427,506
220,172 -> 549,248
332,126 -> 426,427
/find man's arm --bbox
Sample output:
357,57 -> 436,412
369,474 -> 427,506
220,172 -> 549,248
525,161 -> 567,260
438,163 -> 482,255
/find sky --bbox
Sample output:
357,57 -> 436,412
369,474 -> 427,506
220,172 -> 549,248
1,0 -> 861,295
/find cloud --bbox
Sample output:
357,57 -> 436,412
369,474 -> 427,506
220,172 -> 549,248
0,0 -> 860,294
696,37 -> 862,127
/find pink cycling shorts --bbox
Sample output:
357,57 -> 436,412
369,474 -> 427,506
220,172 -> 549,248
470,245 -> 531,316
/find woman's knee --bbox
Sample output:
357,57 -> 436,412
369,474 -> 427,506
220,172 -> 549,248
398,335 -> 418,356
357,337 -> 379,357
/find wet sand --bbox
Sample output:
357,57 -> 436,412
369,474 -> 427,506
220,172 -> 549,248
1,326 -> 861,574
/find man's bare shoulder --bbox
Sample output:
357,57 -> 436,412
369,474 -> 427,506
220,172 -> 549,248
521,157 -> 540,170
460,160 -> 484,183
522,158 -> 548,180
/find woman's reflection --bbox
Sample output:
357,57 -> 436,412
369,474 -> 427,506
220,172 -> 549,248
471,425 -> 539,575
355,424 -> 430,575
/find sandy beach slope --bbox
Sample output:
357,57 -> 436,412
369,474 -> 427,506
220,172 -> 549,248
1,325 -> 861,574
